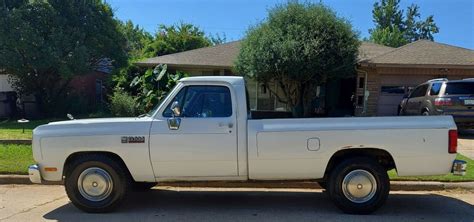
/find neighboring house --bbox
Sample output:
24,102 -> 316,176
137,39 -> 474,117
0,59 -> 112,119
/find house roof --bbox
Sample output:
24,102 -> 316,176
361,40 -> 474,68
135,41 -> 393,68
135,41 -> 241,68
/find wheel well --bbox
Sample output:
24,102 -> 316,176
421,107 -> 429,113
63,151 -> 133,181
323,148 -> 396,180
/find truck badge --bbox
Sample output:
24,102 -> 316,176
121,136 -> 145,143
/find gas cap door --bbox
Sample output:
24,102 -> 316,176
307,138 -> 320,151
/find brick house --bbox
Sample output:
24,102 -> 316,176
136,40 -> 474,117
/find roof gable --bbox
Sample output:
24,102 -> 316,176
363,40 -> 474,67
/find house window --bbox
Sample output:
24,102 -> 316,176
358,77 -> 365,88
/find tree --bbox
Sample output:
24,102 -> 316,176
0,0 -> 127,116
142,23 -> 212,58
369,0 -> 439,47
235,2 -> 359,117
117,20 -> 153,60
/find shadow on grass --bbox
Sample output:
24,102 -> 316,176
44,189 -> 474,222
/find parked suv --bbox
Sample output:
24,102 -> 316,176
399,78 -> 474,130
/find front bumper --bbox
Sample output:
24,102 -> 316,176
28,164 -> 42,184
452,160 -> 467,176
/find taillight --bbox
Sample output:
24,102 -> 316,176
434,98 -> 453,106
449,130 -> 458,154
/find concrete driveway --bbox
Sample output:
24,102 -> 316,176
459,131 -> 474,159
1,185 -> 473,222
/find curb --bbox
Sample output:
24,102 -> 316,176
1,175 -> 473,191
0,140 -> 32,145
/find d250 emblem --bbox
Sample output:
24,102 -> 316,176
121,136 -> 145,143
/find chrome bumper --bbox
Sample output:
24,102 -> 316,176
28,164 -> 42,184
452,160 -> 467,176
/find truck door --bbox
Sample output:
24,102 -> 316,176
149,84 -> 238,178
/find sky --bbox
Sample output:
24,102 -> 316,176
106,0 -> 474,49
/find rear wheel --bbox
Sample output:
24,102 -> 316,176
65,154 -> 130,213
327,157 -> 389,214
422,110 -> 430,116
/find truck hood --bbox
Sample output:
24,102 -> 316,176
33,117 -> 155,137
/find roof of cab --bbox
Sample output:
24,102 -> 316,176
179,76 -> 245,85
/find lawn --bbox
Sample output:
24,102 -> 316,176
0,119 -> 61,140
389,153 -> 474,182
1,144 -> 473,182
0,144 -> 34,174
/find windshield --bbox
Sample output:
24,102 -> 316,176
445,82 -> 474,95
141,84 -> 181,117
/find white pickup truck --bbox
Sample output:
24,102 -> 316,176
29,76 -> 467,214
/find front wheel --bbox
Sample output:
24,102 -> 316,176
65,154 -> 130,213
327,157 -> 389,214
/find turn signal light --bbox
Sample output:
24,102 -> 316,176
435,98 -> 453,106
448,130 -> 457,154
44,167 -> 57,172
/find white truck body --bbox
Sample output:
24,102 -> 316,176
30,76 -> 465,214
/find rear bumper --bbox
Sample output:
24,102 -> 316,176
28,164 -> 42,184
452,160 -> 467,176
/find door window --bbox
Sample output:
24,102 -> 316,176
410,84 -> 428,98
163,86 -> 232,118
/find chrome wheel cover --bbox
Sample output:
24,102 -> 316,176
77,167 -> 113,202
342,169 -> 377,203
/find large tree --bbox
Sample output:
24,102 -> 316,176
235,2 -> 359,117
0,0 -> 127,115
141,23 -> 212,58
369,0 -> 439,47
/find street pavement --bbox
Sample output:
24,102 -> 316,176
1,185 -> 473,222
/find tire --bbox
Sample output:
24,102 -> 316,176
327,157 -> 389,214
65,154 -> 130,213
132,182 -> 158,191
422,110 -> 430,116
318,181 -> 327,190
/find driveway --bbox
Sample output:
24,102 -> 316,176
459,130 -> 474,159
1,185 -> 473,222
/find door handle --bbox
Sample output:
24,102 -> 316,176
218,122 -> 233,128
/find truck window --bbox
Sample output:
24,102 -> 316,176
163,85 -> 232,118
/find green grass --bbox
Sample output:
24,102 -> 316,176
0,144 -> 34,174
389,154 -> 474,182
0,119 -> 61,140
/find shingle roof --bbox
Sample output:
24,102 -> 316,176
135,41 -> 241,68
362,40 -> 474,67
135,41 -> 394,68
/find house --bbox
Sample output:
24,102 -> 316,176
0,58 -> 113,119
136,39 -> 474,117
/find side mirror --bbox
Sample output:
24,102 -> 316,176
170,101 -> 181,117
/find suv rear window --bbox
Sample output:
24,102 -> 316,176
445,82 -> 474,95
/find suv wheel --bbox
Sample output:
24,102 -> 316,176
422,110 -> 430,116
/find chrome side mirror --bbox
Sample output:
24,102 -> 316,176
170,101 -> 181,117
168,101 -> 181,130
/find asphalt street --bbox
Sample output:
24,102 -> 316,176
1,185 -> 473,222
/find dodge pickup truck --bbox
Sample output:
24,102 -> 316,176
29,76 -> 467,214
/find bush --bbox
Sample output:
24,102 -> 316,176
110,89 -> 142,117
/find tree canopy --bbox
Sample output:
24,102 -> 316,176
235,2 -> 359,117
0,0 -> 127,115
369,0 -> 439,47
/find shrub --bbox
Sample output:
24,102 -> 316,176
110,89 -> 142,117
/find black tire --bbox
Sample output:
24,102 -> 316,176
327,157 -> 389,214
318,181 -> 327,190
65,154 -> 130,213
422,110 -> 430,116
132,182 -> 158,191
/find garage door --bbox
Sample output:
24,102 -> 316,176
377,86 -> 406,116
